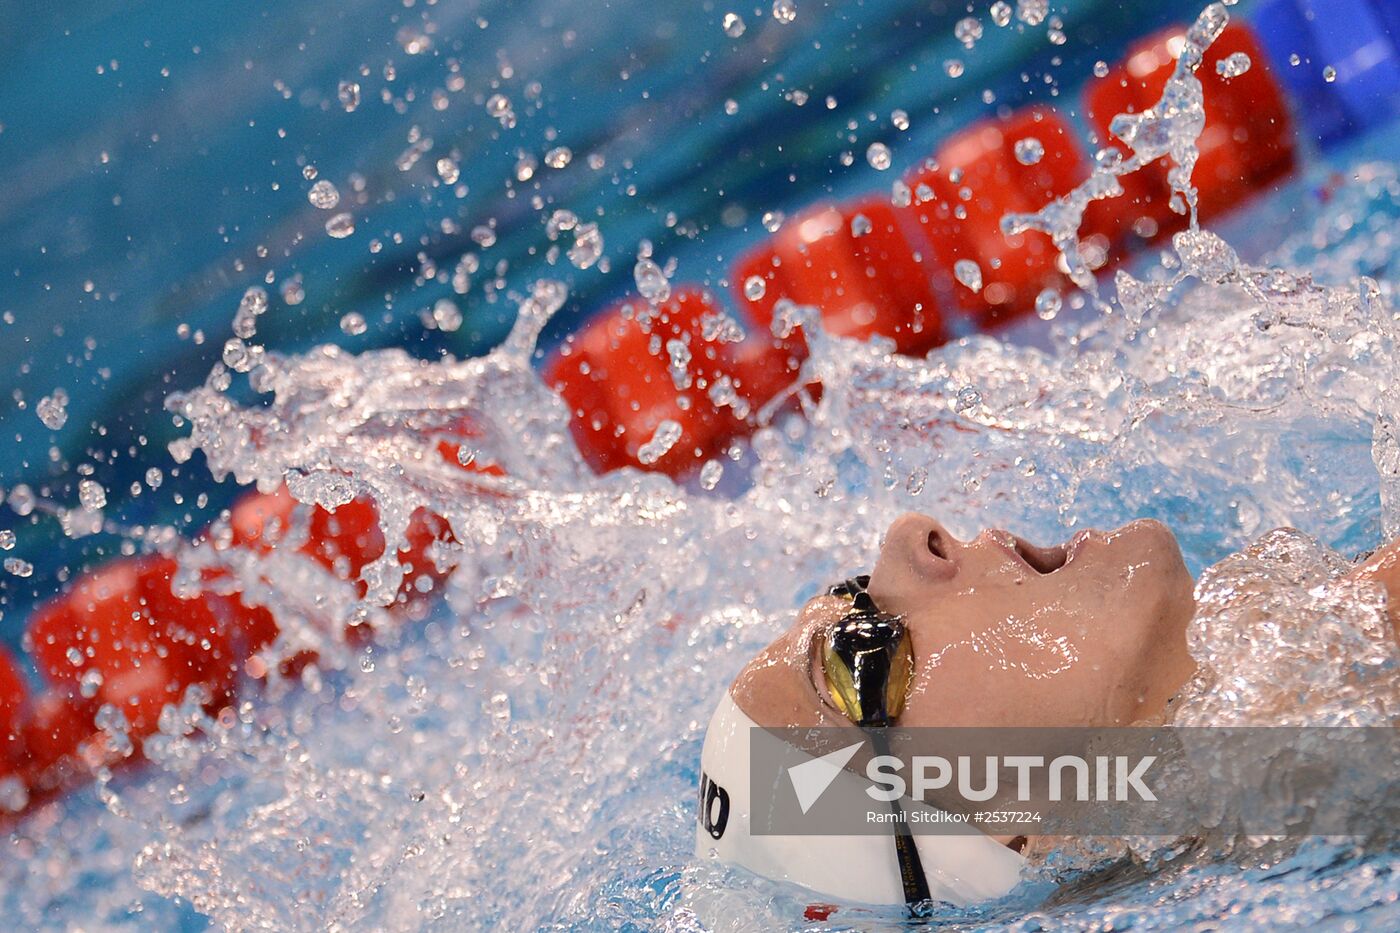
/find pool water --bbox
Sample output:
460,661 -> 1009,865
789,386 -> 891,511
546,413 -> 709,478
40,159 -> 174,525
2,1 -> 1400,930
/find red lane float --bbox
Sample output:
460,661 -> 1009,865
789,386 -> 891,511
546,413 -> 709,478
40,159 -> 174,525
0,646 -> 28,774
19,690 -> 97,786
549,26 -> 1302,478
544,287 -> 777,477
906,105 -> 1086,327
25,556 -> 246,739
1083,21 -> 1294,243
2,474 -> 478,818
228,486 -> 452,605
733,197 -> 947,356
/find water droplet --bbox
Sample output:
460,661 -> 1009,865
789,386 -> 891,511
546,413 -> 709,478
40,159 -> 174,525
396,26 -> 431,55
722,12 -> 746,37
4,557 -> 33,578
666,339 -> 692,390
637,420 -> 683,465
307,180 -> 339,210
78,478 -> 107,511
546,210 -> 578,240
340,312 -> 368,336
0,777 -> 28,814
325,213 -> 355,239
280,276 -> 305,306
37,391 -> 68,430
634,258 -> 672,304
302,165 -> 317,181
1323,65 -> 1337,83
944,59 -> 965,78
990,1 -> 1012,28
891,109 -> 909,131
337,80 -> 360,112
436,158 -> 460,185
699,459 -> 724,490
954,16 -> 983,48
0,530 -> 14,550
761,210 -> 784,233
231,287 -> 268,340
1014,137 -> 1045,165
1093,59 -> 1110,78
544,146 -> 572,169
429,299 -> 462,333
954,259 -> 983,292
471,225 -> 497,248
145,467 -> 163,489
850,213 -> 873,237
568,223 -> 604,270
486,94 -> 513,121
1016,0 -> 1048,27
866,142 -> 892,171
743,275 -> 767,302
906,467 -> 927,496
723,98 -> 739,116
487,691 -> 512,722
954,385 -> 982,413
1216,52 -> 1251,79
79,668 -> 104,699
1035,288 -> 1062,320
8,487 -> 36,517
772,0 -> 797,25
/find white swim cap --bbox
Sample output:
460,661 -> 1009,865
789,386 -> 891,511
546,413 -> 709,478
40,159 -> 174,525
694,691 -> 1025,908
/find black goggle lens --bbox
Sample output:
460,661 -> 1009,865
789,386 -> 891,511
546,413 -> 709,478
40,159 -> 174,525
821,576 -> 913,727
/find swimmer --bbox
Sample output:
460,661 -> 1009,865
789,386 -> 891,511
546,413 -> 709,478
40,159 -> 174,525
695,514 -> 1400,908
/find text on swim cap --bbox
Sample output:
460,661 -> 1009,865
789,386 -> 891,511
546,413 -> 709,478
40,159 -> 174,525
698,772 -> 730,839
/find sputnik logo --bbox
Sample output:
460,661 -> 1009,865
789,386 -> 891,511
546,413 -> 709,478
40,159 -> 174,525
787,741 -> 865,814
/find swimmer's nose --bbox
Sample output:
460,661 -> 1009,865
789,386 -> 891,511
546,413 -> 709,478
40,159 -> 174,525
882,513 -> 962,564
822,595 -> 914,728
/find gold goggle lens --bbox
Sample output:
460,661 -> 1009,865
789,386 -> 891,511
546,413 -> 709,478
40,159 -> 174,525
821,611 -> 914,727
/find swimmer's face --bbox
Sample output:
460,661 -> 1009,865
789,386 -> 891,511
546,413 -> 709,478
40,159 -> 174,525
730,514 -> 1196,731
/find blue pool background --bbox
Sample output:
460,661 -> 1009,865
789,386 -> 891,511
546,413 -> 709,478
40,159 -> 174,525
0,0 -> 1287,643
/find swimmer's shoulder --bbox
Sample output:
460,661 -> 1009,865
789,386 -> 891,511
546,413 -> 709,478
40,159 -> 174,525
1350,538 -> 1400,637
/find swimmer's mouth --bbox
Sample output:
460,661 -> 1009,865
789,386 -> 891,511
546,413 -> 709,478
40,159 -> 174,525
1009,536 -> 1069,574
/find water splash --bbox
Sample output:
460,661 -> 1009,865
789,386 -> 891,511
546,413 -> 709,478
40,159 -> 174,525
1002,3 -> 1231,297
